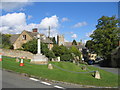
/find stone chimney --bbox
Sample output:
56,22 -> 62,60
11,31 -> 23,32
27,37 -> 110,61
32,28 -> 38,32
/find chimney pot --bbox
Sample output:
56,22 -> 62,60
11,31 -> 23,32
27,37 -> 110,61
32,28 -> 38,32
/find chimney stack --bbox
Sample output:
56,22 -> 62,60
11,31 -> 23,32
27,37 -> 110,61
32,28 -> 38,32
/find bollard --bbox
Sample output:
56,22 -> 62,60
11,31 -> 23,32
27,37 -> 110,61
94,71 -> 101,79
20,57 -> 24,66
0,53 -> 2,61
81,66 -> 87,70
16,57 -> 19,62
48,63 -> 53,69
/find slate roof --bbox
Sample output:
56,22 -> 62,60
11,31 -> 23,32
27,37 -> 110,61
10,34 -> 20,44
64,42 -> 85,49
10,30 -> 53,44
41,37 -> 53,44
25,31 -> 39,37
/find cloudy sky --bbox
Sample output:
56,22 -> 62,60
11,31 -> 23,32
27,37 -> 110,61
0,1 -> 118,42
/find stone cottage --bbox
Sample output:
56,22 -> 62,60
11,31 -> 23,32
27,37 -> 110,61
10,28 -> 53,50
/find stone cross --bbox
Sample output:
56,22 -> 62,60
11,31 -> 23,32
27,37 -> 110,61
37,34 -> 41,54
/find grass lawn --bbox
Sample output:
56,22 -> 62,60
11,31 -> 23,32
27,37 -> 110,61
1,56 -> 119,87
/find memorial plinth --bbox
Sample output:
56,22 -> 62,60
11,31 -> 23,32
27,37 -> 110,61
30,34 -> 48,65
31,54 -> 48,64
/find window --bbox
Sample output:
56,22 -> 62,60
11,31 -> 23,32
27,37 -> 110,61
22,35 -> 26,40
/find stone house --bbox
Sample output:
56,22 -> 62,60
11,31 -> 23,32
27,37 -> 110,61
10,28 -> 53,50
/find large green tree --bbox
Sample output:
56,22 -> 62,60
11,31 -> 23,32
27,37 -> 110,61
69,46 -> 81,58
72,39 -> 77,45
52,45 -> 72,61
86,16 -> 120,66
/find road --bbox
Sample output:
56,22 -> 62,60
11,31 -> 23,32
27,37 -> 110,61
92,64 -> 119,75
2,70 -> 88,89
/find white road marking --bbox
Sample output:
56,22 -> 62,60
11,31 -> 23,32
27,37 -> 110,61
41,81 -> 51,85
29,78 -> 39,81
54,85 -> 64,89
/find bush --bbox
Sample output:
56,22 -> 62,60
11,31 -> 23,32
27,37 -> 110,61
22,39 -> 56,60
60,54 -> 72,61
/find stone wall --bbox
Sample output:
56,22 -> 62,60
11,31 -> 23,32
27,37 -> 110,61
1,49 -> 34,59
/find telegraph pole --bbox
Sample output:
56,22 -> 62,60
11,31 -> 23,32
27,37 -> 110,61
48,26 -> 50,38
48,26 -> 51,50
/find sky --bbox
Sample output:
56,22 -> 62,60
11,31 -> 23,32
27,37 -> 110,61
0,1 -> 118,43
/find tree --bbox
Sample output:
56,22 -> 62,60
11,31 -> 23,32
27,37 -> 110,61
52,37 -> 57,44
52,44 -> 61,56
52,45 -> 72,61
69,46 -> 81,59
72,39 -> 77,45
22,39 -> 37,54
2,34 -> 13,49
86,16 -> 120,66
85,40 -> 95,53
22,39 -> 56,60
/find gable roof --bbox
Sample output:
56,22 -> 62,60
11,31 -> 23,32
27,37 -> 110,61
41,37 -> 53,44
10,34 -> 20,44
25,30 -> 39,37
64,42 -> 85,49
10,30 -> 53,44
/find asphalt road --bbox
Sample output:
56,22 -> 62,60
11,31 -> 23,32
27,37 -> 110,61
2,70 -> 88,89
2,70 -> 54,88
92,64 -> 119,75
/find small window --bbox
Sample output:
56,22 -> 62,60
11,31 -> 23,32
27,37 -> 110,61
22,35 -> 26,40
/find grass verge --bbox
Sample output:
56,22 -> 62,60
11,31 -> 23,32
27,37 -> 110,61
1,56 -> 119,87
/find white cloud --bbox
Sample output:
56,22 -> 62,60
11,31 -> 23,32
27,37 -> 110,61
0,13 -> 26,27
61,17 -> 69,22
73,21 -> 87,28
0,1 -> 33,12
40,15 -> 59,29
0,13 -> 59,38
19,8 -> 26,11
71,34 -> 77,39
86,30 -> 94,37
64,39 -> 69,42
83,40 -> 87,44
70,32 -> 73,34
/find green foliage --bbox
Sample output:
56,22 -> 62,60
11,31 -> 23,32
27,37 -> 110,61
69,46 -> 81,59
46,50 -> 56,60
52,45 -> 72,61
72,39 -> 77,45
52,37 -> 57,44
22,39 -> 56,60
85,16 -> 120,66
60,54 -> 72,61
85,40 -> 95,53
2,34 -> 12,49
22,39 -> 37,54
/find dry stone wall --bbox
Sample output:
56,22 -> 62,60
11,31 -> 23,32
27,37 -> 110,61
1,49 -> 34,59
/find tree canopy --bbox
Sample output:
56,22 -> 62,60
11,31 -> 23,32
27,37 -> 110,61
72,39 -> 77,45
22,39 -> 56,60
85,16 -> 120,66
52,37 -> 57,44
1,34 -> 13,49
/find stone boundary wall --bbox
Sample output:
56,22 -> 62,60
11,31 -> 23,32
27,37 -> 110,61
1,49 -> 34,59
